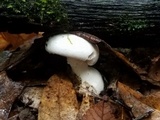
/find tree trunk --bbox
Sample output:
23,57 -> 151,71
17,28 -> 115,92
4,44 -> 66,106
61,0 -> 160,47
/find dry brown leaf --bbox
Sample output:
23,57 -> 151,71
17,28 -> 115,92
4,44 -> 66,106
20,87 -> 43,109
0,32 -> 43,50
0,32 -> 43,71
106,46 -> 160,86
144,110 -> 160,120
0,71 -> 24,120
77,95 -> 94,120
140,91 -> 160,111
82,100 -> 120,120
118,81 -> 143,99
148,57 -> 160,82
113,50 -> 148,77
117,82 -> 154,119
0,34 -> 9,51
38,74 -> 79,120
114,48 -> 160,86
102,40 -> 147,76
140,91 -> 160,120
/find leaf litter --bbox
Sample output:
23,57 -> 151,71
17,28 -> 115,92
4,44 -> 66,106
38,74 -> 79,120
1,31 -> 160,120
0,71 -> 24,120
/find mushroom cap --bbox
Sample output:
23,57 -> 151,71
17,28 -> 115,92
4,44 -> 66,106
46,34 -> 99,66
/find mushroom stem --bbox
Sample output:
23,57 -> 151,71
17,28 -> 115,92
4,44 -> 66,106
67,58 -> 104,95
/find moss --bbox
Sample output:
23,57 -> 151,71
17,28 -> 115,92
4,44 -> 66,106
118,16 -> 149,32
0,0 -> 67,25
105,15 -> 153,34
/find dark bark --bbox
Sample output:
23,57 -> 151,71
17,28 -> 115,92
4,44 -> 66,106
0,0 -> 160,47
61,0 -> 160,29
60,0 -> 160,47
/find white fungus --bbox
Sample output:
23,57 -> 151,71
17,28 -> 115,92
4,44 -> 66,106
46,34 -> 104,95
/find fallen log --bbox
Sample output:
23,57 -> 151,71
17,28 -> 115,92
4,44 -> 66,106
61,0 -> 160,47
0,0 -> 160,47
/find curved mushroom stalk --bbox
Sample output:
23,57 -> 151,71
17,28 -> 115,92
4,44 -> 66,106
67,58 -> 104,95
45,33 -> 104,95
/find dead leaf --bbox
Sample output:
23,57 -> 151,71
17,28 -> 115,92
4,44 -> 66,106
0,34 -> 9,51
20,87 -> 43,109
117,82 -> 154,119
82,100 -> 120,120
0,32 -> 43,50
0,31 -> 44,71
77,95 -> 94,120
0,71 -> 24,120
18,108 -> 37,120
0,49 -> 29,71
102,44 -> 160,86
118,81 -> 143,99
144,110 -> 160,120
38,74 -> 79,120
139,90 -> 160,120
101,39 -> 147,75
140,91 -> 160,111
114,48 -> 160,86
148,58 -> 160,82
112,49 -> 148,78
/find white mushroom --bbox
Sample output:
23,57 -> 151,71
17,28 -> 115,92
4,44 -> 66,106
45,34 -> 104,95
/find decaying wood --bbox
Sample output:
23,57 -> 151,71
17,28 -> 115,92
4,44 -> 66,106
0,0 -> 160,47
60,0 -> 160,47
